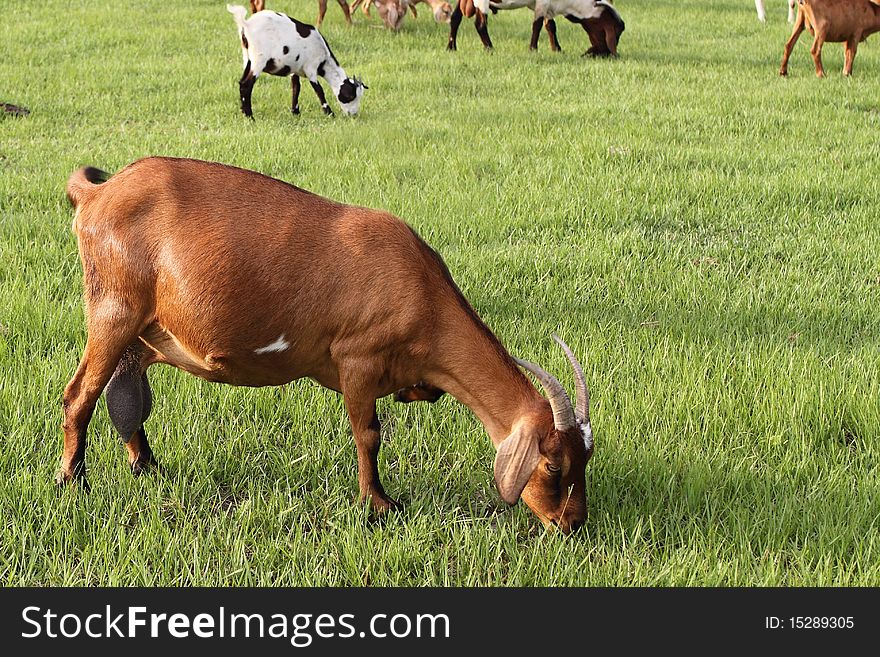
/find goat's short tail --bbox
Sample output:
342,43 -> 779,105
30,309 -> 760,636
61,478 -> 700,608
66,166 -> 109,208
227,4 -> 248,29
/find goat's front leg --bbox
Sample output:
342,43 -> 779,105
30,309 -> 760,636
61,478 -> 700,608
341,389 -> 399,513
843,37 -> 859,77
291,75 -> 301,115
239,63 -> 256,118
309,80 -> 333,115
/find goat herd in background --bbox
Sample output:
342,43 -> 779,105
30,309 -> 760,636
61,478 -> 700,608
229,0 -> 880,120
233,0 -> 626,117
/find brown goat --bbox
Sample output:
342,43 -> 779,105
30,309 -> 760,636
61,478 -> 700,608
60,157 -> 594,533
780,0 -> 880,76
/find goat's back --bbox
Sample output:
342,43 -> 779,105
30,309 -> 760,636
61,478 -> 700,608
68,157 -> 456,383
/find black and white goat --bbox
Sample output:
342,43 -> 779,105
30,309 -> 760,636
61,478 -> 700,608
448,0 -> 624,55
228,4 -> 367,118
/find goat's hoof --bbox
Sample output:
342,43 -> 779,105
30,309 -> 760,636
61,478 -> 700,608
55,469 -> 90,493
361,493 -> 401,515
130,454 -> 160,477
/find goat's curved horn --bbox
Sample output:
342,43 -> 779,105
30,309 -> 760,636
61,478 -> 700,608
515,358 -> 576,431
552,333 -> 590,424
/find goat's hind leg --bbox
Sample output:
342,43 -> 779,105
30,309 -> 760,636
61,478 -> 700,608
58,305 -> 144,488
544,18 -> 561,52
105,342 -> 158,476
474,10 -> 493,50
529,16 -> 544,51
810,32 -> 827,77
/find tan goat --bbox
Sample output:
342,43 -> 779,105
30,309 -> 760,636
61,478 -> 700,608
780,0 -> 880,76
252,0 -> 409,31
60,157 -> 594,533
351,0 -> 454,23
251,0 -> 355,28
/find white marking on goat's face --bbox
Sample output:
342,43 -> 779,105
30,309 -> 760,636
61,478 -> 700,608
254,334 -> 289,354
579,420 -> 593,454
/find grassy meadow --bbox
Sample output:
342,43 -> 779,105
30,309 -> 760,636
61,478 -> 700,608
1,0 -> 879,586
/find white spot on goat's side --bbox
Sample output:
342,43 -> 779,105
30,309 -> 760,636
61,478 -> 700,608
254,334 -> 289,354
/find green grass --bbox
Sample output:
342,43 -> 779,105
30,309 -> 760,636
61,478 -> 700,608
1,0 -> 879,586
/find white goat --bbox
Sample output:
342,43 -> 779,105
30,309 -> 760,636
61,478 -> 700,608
228,5 -> 367,118
756,0 -> 796,23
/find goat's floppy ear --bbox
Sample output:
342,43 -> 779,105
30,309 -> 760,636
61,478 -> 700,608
493,425 -> 541,504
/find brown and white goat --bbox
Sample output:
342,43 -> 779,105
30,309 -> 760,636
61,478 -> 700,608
60,157 -> 594,533
448,0 -> 624,56
780,0 -> 880,77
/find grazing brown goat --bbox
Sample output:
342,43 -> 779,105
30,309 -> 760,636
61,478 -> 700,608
448,0 -> 624,55
780,0 -> 880,77
60,157 -> 595,533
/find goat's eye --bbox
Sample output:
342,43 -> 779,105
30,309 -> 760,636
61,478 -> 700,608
545,463 -> 561,474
